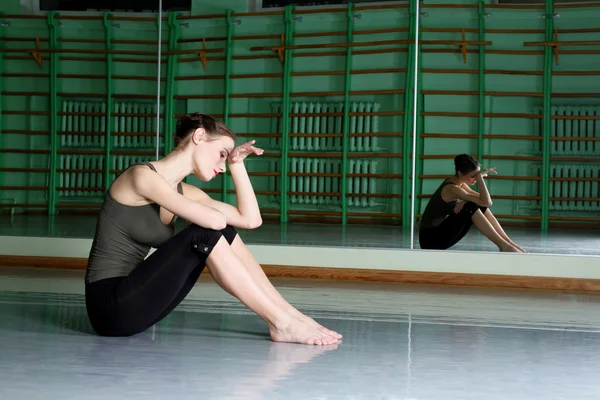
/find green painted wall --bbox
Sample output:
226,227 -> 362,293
1,0 -> 599,228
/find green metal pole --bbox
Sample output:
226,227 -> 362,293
541,0 -> 553,232
340,3 -> 354,224
165,12 -> 180,157
103,13 -> 114,192
0,14 -> 5,189
401,0 -> 416,227
280,6 -> 294,223
47,12 -> 59,215
415,34 -> 424,224
478,0 -> 485,160
222,9 -> 234,202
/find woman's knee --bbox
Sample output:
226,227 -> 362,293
180,224 -> 225,256
463,202 -> 487,215
220,225 -> 238,245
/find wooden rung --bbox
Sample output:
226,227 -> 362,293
59,38 -> 105,44
419,194 -> 541,201
551,115 -> 600,120
554,2 -> 600,8
554,71 -> 600,76
111,132 -> 160,137
57,131 -> 104,136
0,14 -> 47,19
484,4 -> 544,9
420,174 -> 540,181
421,69 -> 543,75
251,39 -> 410,52
112,39 -> 170,45
0,168 -> 49,173
2,91 -> 49,96
56,169 -> 103,173
56,15 -> 103,20
421,4 -> 477,8
524,40 -> 600,47
421,40 -> 492,46
114,58 -> 168,64
0,186 -> 48,190
421,133 -> 537,141
419,154 -> 543,161
421,111 -> 541,119
553,93 -> 600,98
0,47 -> 219,56
113,94 -> 165,99
113,75 -> 166,81
2,129 -> 50,135
347,212 -> 402,218
58,92 -> 106,98
57,112 -> 105,117
58,74 -> 105,79
111,113 -> 165,118
108,16 -> 168,21
287,152 -> 403,159
551,137 -> 600,142
235,133 -> 280,138
1,73 -> 49,78
0,203 -> 47,208
60,57 -> 105,62
1,110 -> 49,116
56,203 -> 103,208
56,187 -> 104,192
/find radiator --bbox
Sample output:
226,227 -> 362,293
58,100 -> 161,198
533,163 -> 600,212
533,105 -> 600,156
271,101 -> 382,209
58,155 -> 104,198
289,158 -> 378,208
271,101 -> 381,152
60,100 -> 163,149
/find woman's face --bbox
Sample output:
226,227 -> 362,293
459,166 -> 481,185
190,130 -> 235,182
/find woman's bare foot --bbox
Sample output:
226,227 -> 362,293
512,243 -> 527,253
287,308 -> 342,340
270,316 -> 340,345
499,243 -> 521,252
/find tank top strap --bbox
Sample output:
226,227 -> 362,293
140,162 -> 157,172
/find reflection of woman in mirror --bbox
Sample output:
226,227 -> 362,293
418,154 -> 526,252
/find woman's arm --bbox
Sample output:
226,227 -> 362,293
131,167 -> 227,230
461,183 -> 480,197
474,171 -> 493,207
442,168 -> 496,207
182,140 -> 264,230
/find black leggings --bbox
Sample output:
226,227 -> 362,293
85,224 -> 238,337
419,202 -> 487,250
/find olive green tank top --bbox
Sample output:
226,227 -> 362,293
85,162 -> 183,284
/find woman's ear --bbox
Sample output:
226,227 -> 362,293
191,128 -> 206,144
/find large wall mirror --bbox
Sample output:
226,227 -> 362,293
0,0 -> 598,260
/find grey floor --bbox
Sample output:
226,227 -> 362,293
1,214 -> 599,255
1,268 -> 600,399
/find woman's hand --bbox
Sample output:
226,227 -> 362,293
453,201 -> 465,214
228,140 -> 264,164
477,167 -> 497,179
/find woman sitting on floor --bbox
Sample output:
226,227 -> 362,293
84,112 -> 341,345
418,154 -> 526,253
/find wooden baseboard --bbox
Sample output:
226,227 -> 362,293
2,255 -> 600,293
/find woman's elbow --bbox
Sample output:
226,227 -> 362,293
245,216 -> 263,229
